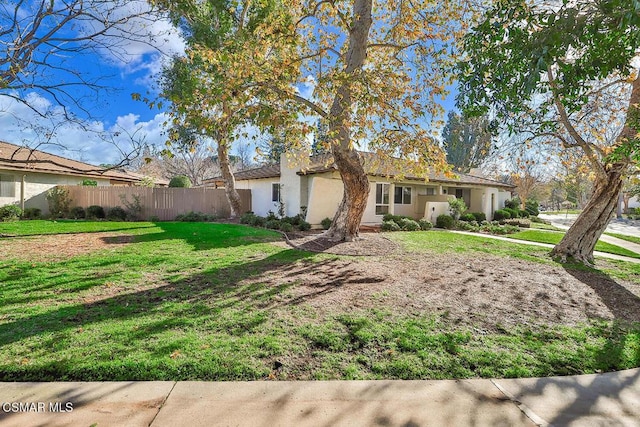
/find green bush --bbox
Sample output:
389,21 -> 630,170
280,222 -> 293,232
86,205 -> 105,219
471,212 -> 486,222
525,200 -> 540,216
168,175 -> 192,188
22,208 -> 42,219
503,218 -> 531,228
519,209 -> 530,218
398,217 -> 420,231
249,215 -> 266,227
82,179 -> 98,186
298,221 -> 311,231
381,220 -> 401,232
382,213 -> 410,223
240,212 -> 256,224
107,206 -> 127,221
265,219 -> 281,230
175,211 -> 216,222
150,215 -> 160,222
448,198 -> 467,220
504,207 -> 519,218
460,213 -> 476,222
0,204 -> 22,221
69,206 -> 86,219
418,219 -> 433,230
530,216 -> 548,224
436,214 -> 455,229
493,209 -> 511,221
46,187 -> 71,218
504,198 -> 519,209
282,215 -> 304,226
321,217 -> 332,230
458,221 -> 480,232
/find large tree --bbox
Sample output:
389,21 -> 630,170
228,0 -> 468,241
442,110 -> 492,173
153,0 -> 297,217
459,0 -> 640,264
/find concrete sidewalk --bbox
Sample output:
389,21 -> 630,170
1,369 -> 639,426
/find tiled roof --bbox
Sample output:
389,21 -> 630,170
205,164 -> 281,182
0,140 -> 153,183
299,152 -> 515,189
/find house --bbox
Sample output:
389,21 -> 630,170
0,140 -> 167,214
205,152 -> 514,226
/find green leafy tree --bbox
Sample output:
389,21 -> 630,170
169,175 -> 192,188
442,111 -> 492,173
459,0 -> 640,264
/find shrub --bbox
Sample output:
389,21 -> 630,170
298,221 -> 311,231
0,204 -> 22,221
525,200 -> 540,216
22,208 -> 41,219
249,215 -> 266,227
519,210 -> 530,218
436,214 -> 455,229
398,217 -> 420,231
493,209 -> 511,221
530,216 -> 548,224
320,217 -> 332,230
448,198 -> 467,220
282,215 -> 304,226
381,220 -> 401,232
280,222 -> 293,232
106,206 -> 127,221
69,206 -> 86,219
82,179 -> 98,186
460,213 -> 476,222
120,194 -> 144,221
150,215 -> 160,222
504,198 -> 520,209
503,218 -> 531,228
175,211 -> 216,222
168,175 -> 192,188
86,205 -> 105,219
458,221 -> 479,232
240,211 -> 256,224
265,219 -> 281,230
383,213 -> 409,223
418,219 -> 433,230
471,212 -> 486,222
504,207 -> 519,218
46,187 -> 71,218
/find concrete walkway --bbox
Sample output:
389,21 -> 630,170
1,369 -> 639,426
450,230 -> 640,264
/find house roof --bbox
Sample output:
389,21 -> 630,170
0,140 -> 162,184
220,152 -> 514,189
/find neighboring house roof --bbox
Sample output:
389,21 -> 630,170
0,140 -> 162,184
210,152 -> 514,189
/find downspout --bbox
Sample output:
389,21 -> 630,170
20,175 -> 25,212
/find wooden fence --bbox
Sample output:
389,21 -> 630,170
61,186 -> 251,221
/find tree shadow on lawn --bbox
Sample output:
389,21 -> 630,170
0,248 -> 370,353
561,264 -> 640,323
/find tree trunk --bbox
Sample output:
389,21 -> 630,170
217,141 -> 243,218
322,0 -> 373,241
551,166 -> 624,265
324,148 -> 370,241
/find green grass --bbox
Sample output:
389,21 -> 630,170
505,230 -> 640,259
1,222 -> 639,381
0,220 -> 157,236
542,210 -> 583,215
605,233 -> 640,245
530,222 -> 563,231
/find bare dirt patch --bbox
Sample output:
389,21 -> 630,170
262,234 -> 640,328
1,232 -> 135,262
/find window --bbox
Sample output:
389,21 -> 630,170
271,183 -> 280,202
425,187 -> 436,196
0,174 -> 15,197
455,188 -> 464,199
394,186 -> 412,205
375,183 -> 389,215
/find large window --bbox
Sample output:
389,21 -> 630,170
394,186 -> 412,205
271,183 -> 281,202
375,183 -> 389,215
0,174 -> 15,197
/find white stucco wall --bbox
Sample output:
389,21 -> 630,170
305,176 -> 344,225
280,155 -> 311,217
0,170 -> 110,213
236,178 -> 280,217
630,196 -> 639,209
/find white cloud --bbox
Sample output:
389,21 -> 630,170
0,92 -> 170,166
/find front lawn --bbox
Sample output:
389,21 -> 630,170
1,222 -> 639,381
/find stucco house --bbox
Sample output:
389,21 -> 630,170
0,140 -> 166,214
205,152 -> 514,227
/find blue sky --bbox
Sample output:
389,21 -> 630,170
0,2 -> 459,168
